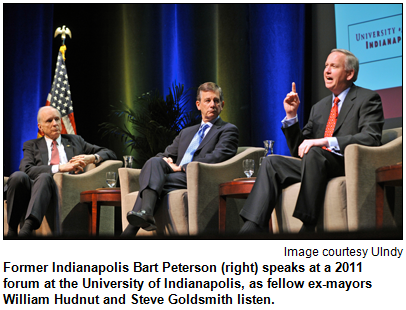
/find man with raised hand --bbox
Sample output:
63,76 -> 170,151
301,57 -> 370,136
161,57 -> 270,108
239,49 -> 384,234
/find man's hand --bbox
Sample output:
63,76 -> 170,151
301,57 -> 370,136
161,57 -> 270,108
298,138 -> 329,158
162,157 -> 182,172
70,154 -> 95,166
284,82 -> 300,119
59,161 -> 85,174
58,154 -> 95,174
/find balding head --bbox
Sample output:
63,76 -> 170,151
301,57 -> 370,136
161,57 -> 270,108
37,106 -> 62,140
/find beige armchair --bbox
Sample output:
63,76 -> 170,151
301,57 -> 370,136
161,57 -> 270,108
4,160 -> 123,236
273,127 -> 402,233
119,147 -> 265,236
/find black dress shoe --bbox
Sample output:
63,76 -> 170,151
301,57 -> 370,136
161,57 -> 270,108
127,210 -> 156,231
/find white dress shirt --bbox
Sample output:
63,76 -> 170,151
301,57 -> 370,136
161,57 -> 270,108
44,135 -> 68,173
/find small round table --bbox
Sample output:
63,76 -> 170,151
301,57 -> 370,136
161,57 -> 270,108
219,178 -> 272,233
80,188 -> 122,236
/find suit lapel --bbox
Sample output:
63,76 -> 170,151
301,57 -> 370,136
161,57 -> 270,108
61,136 -> 74,160
321,95 -> 334,130
38,137 -> 49,165
197,118 -> 224,150
334,85 -> 356,134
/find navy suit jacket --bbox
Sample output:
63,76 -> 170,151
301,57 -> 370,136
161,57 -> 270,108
156,117 -> 239,171
19,134 -> 117,180
283,84 -> 384,158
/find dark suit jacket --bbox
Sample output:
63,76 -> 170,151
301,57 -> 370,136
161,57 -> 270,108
156,117 -> 239,171
19,134 -> 117,180
283,84 -> 384,158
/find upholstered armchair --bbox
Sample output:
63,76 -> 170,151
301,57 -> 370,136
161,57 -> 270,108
3,160 -> 123,236
119,147 -> 265,236
272,127 -> 402,233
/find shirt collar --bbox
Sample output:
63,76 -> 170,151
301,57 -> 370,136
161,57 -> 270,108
201,116 -> 219,128
44,135 -> 62,147
333,86 -> 351,106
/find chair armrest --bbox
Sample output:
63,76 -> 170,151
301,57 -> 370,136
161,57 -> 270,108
53,160 -> 123,223
344,137 -> 402,231
186,147 -> 265,235
118,168 -> 141,198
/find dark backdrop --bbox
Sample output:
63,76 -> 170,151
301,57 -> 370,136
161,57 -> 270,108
3,4 -> 338,176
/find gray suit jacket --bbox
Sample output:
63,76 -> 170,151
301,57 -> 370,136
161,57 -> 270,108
283,84 -> 384,158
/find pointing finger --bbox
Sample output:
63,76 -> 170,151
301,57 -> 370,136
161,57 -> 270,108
292,82 -> 296,93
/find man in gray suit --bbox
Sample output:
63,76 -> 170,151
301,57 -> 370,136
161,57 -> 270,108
123,82 -> 239,236
239,49 -> 384,234
5,106 -> 117,236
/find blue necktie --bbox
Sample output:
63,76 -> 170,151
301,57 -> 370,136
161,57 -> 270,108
179,124 -> 210,166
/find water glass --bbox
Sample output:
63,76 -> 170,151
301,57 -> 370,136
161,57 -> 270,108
243,159 -> 255,178
123,155 -> 134,168
106,172 -> 117,188
263,140 -> 275,156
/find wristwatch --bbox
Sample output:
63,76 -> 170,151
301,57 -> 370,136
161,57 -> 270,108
94,154 -> 101,164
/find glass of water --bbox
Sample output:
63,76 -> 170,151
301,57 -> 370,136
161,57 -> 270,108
243,159 -> 255,178
123,155 -> 134,168
106,172 -> 117,188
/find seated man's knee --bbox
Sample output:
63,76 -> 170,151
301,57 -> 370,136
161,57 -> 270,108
145,157 -> 163,166
264,155 -> 288,167
8,171 -> 30,188
302,147 -> 325,163
34,173 -> 54,186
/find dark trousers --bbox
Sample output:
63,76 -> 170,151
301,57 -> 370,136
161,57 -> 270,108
6,171 -> 59,233
240,147 -> 345,227
132,157 -> 187,213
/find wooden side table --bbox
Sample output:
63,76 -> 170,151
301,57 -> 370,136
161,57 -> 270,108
219,178 -> 272,233
376,163 -> 402,229
80,188 -> 122,236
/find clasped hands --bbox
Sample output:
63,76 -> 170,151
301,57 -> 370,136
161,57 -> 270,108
284,82 -> 329,158
59,154 -> 95,173
162,157 -> 182,172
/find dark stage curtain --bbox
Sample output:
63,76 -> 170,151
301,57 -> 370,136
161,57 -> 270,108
3,4 -> 307,173
3,4 -> 54,176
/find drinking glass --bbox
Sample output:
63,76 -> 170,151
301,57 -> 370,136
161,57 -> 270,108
263,140 -> 275,156
243,159 -> 255,178
123,155 -> 134,168
106,172 -> 117,188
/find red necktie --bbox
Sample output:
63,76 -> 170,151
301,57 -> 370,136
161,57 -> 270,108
323,97 -> 340,151
50,140 -> 60,165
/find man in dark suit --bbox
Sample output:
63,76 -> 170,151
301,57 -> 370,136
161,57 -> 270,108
239,49 -> 384,233
5,106 -> 117,237
123,82 -> 239,236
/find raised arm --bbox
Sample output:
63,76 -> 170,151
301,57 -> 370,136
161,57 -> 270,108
284,82 -> 300,119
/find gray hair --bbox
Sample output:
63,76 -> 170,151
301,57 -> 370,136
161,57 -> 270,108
331,48 -> 359,82
197,82 -> 224,102
37,106 -> 61,123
